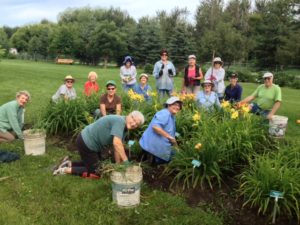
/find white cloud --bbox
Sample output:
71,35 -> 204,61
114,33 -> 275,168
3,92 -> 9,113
0,0 -> 200,27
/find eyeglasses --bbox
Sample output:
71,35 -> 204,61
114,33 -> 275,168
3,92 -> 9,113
66,80 -> 73,83
264,77 -> 271,80
204,84 -> 211,87
107,87 -> 115,91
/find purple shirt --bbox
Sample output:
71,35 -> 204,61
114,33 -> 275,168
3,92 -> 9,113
224,84 -> 242,102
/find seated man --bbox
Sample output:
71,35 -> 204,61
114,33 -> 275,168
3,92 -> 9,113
239,72 -> 281,119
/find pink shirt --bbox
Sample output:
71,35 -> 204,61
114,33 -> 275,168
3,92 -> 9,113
84,81 -> 99,96
188,69 -> 196,85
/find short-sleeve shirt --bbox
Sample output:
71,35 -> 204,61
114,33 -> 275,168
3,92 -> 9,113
251,84 -> 282,110
139,108 -> 175,161
100,94 -> 122,114
52,84 -> 77,102
196,91 -> 221,111
81,115 -> 126,152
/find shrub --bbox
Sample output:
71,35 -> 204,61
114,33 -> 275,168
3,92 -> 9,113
143,63 -> 154,74
165,102 -> 276,189
42,99 -> 90,136
238,143 -> 300,222
226,69 -> 256,83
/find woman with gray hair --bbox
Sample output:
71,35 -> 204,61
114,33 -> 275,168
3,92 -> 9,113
53,111 -> 145,178
0,90 -> 30,142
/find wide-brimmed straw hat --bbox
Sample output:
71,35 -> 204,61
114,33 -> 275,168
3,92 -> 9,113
139,73 -> 149,80
164,96 -> 183,109
201,80 -> 214,88
213,57 -> 223,65
64,75 -> 75,82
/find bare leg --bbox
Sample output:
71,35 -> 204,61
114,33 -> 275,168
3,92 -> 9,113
0,132 -> 15,143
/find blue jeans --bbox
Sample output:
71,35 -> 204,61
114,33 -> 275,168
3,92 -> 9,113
122,83 -> 136,92
250,103 -> 270,117
158,89 -> 172,100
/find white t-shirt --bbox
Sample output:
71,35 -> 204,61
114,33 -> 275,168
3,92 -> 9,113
52,84 -> 77,102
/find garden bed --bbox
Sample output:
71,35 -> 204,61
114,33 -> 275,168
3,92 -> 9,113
143,166 -> 298,225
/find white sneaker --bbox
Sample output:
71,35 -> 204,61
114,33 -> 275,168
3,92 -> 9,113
58,160 -> 71,169
53,167 -> 67,176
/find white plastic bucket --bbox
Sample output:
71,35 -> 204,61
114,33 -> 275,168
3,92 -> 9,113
269,115 -> 288,138
23,129 -> 46,155
111,166 -> 142,208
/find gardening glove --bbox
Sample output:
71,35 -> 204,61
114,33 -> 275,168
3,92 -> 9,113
159,70 -> 163,77
123,160 -> 132,166
168,69 -> 173,76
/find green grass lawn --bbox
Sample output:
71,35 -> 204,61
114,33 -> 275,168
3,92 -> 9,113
0,59 -> 299,225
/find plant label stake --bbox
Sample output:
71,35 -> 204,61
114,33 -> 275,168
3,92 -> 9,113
191,159 -> 201,184
269,190 -> 284,224
175,132 -> 180,138
128,140 -> 135,159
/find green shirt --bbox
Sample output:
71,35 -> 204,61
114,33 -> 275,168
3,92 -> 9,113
251,84 -> 282,110
0,100 -> 24,138
81,115 -> 126,152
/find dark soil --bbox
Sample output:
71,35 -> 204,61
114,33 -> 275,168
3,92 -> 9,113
143,166 -> 299,225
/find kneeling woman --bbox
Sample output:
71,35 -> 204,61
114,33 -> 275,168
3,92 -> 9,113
139,97 -> 182,164
53,111 -> 145,177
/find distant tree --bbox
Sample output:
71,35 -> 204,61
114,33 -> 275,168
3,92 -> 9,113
167,23 -> 197,68
0,28 -> 9,52
0,45 -> 6,60
10,27 -> 31,52
129,17 -> 162,65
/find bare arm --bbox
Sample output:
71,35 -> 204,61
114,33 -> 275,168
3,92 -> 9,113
116,104 -> 122,115
152,125 -> 177,145
113,136 -> 128,163
240,95 -> 255,105
267,101 -> 281,120
100,104 -> 106,116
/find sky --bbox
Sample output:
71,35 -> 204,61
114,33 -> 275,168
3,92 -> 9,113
0,0 -> 200,27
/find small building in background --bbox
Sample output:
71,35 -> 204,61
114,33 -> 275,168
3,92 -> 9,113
9,48 -> 18,55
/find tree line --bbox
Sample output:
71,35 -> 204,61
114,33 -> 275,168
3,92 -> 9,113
0,0 -> 299,69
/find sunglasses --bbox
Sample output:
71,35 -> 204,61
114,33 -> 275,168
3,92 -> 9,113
161,54 -> 168,56
66,80 -> 74,83
107,87 -> 115,91
264,77 -> 271,80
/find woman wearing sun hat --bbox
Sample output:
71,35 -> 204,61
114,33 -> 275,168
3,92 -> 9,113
204,57 -> 225,100
133,73 -> 153,102
52,75 -> 77,102
181,54 -> 203,95
84,71 -> 99,96
196,80 -> 221,111
94,80 -> 122,118
120,56 -> 137,92
139,96 -> 182,164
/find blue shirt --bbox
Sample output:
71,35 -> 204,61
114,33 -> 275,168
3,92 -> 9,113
224,84 -> 242,102
153,60 -> 176,91
196,91 -> 221,111
139,109 -> 175,161
133,84 -> 152,101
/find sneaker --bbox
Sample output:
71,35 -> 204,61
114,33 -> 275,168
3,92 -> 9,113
53,156 -> 70,171
53,167 -> 67,176
58,160 -> 71,169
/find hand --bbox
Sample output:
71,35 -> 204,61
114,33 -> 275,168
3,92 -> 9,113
159,70 -> 163,77
267,113 -> 274,120
167,136 -> 177,146
168,69 -> 173,76
123,160 -> 132,166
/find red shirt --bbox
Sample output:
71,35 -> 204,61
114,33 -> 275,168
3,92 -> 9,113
84,81 -> 99,96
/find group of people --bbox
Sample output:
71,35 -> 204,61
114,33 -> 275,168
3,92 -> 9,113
0,49 -> 282,179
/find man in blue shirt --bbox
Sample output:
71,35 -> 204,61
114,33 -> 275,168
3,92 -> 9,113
224,73 -> 243,103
